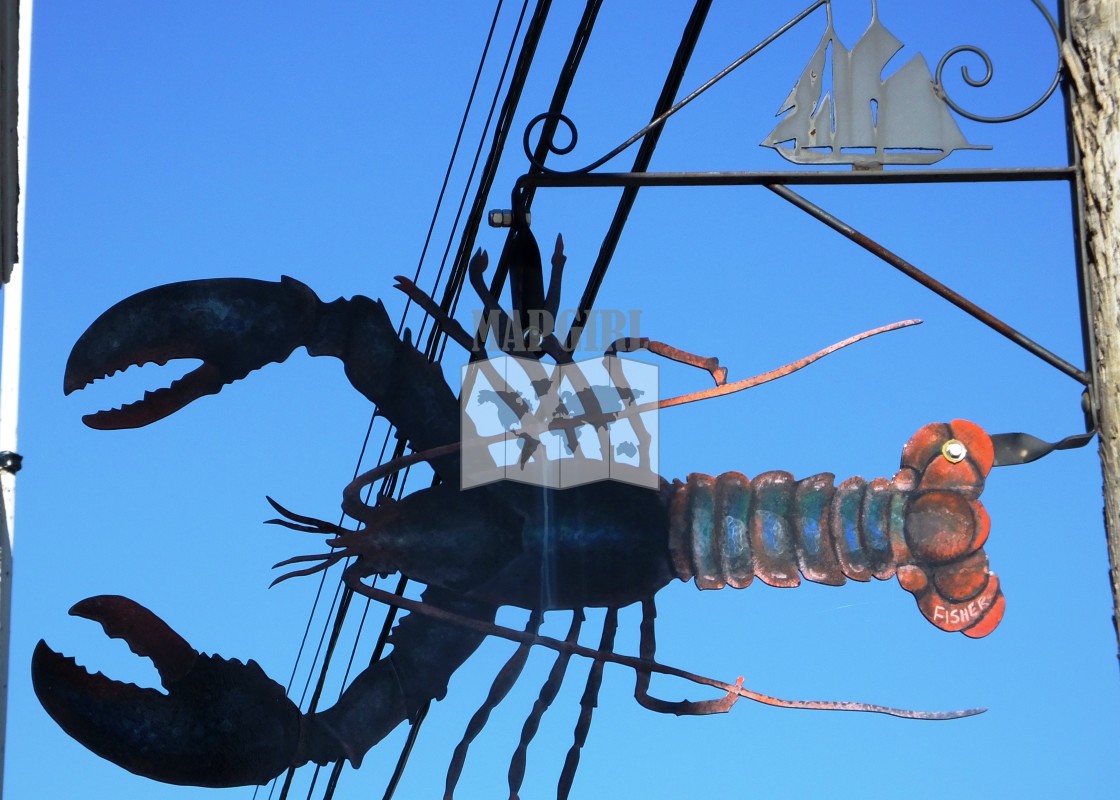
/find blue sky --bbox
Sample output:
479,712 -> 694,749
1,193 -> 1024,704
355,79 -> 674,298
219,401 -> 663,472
7,2 -> 1118,798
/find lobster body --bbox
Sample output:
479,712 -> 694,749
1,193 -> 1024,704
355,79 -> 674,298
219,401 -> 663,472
336,479 -> 674,611
323,421 -> 1001,639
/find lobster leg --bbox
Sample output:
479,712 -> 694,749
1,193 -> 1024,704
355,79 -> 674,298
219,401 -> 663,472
558,607 -> 618,800
392,273 -> 478,354
33,586 -> 497,787
445,611 -> 543,799
599,336 -> 732,477
634,598 -> 741,716
606,336 -> 728,386
508,612 -> 585,800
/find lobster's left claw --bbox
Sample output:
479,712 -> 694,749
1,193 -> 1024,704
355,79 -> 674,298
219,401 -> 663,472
66,277 -> 319,429
33,596 -> 300,787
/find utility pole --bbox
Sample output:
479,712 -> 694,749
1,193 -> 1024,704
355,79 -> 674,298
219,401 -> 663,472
1065,0 -> 1120,661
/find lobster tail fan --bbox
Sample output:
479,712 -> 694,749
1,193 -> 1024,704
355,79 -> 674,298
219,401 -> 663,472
894,420 -> 1004,638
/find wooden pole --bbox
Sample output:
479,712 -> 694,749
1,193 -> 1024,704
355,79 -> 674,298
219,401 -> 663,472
1065,0 -> 1120,661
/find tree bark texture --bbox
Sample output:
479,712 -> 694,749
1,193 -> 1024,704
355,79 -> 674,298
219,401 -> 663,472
1066,0 -> 1120,661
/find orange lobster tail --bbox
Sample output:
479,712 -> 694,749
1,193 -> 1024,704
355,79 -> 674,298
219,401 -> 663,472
666,420 -> 1004,638
894,420 -> 1003,638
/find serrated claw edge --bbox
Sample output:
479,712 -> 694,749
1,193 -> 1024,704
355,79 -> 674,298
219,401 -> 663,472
33,597 -> 301,787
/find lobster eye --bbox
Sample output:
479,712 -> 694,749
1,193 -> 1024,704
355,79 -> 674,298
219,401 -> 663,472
942,439 -> 967,463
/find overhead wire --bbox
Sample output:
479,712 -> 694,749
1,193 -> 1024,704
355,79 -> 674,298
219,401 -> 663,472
274,1 -> 711,797
429,0 -> 557,361
564,0 -> 713,352
484,0 -> 604,315
319,3 -> 707,796
313,1 -> 551,798
363,3 -> 559,798
303,6 -> 522,759
398,0 -> 511,342
412,0 -> 541,358
258,2 -> 513,798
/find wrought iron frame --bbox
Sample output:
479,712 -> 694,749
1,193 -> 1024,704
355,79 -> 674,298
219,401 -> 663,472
295,4 -> 1094,798
503,0 -> 1092,452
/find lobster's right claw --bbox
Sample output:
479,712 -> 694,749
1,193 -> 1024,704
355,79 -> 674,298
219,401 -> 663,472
65,277 -> 321,429
32,596 -> 300,787
894,420 -> 1006,639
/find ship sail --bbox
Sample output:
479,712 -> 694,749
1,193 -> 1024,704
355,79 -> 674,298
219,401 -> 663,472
765,18 -> 834,153
761,2 -> 987,166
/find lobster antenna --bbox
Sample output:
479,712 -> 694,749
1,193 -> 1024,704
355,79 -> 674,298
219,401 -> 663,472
652,318 -> 922,412
337,319 -> 921,515
264,496 -> 349,535
270,552 -> 349,587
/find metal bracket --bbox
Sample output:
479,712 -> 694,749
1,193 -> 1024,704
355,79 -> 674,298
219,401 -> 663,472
992,429 -> 1096,467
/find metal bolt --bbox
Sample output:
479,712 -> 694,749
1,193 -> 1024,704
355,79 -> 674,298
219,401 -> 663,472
487,209 -> 531,228
941,439 -> 967,463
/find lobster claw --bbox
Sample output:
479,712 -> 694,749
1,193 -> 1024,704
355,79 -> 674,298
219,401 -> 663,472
32,596 -> 300,787
66,277 -> 321,429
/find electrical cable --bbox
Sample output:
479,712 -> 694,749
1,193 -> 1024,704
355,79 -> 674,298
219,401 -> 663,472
564,0 -> 713,352
430,0 -> 556,362
398,0 -> 509,340
486,0 -> 603,309
287,0 -> 692,795
264,3 -> 512,798
311,2 -> 551,798
414,0 -> 539,358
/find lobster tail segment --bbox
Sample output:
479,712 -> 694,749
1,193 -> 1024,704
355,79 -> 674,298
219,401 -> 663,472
666,420 -> 1004,638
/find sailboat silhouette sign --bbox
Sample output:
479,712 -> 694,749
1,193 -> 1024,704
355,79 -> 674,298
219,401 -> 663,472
762,2 -> 989,167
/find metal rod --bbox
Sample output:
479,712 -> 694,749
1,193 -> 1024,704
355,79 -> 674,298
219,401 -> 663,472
521,166 -> 1076,189
527,0 -> 827,175
1057,0 -> 1096,431
766,183 -> 1089,384
524,0 -> 602,200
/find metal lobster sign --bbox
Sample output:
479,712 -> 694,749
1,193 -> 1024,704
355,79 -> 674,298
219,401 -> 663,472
32,232 -> 1006,795
21,0 -> 1115,793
